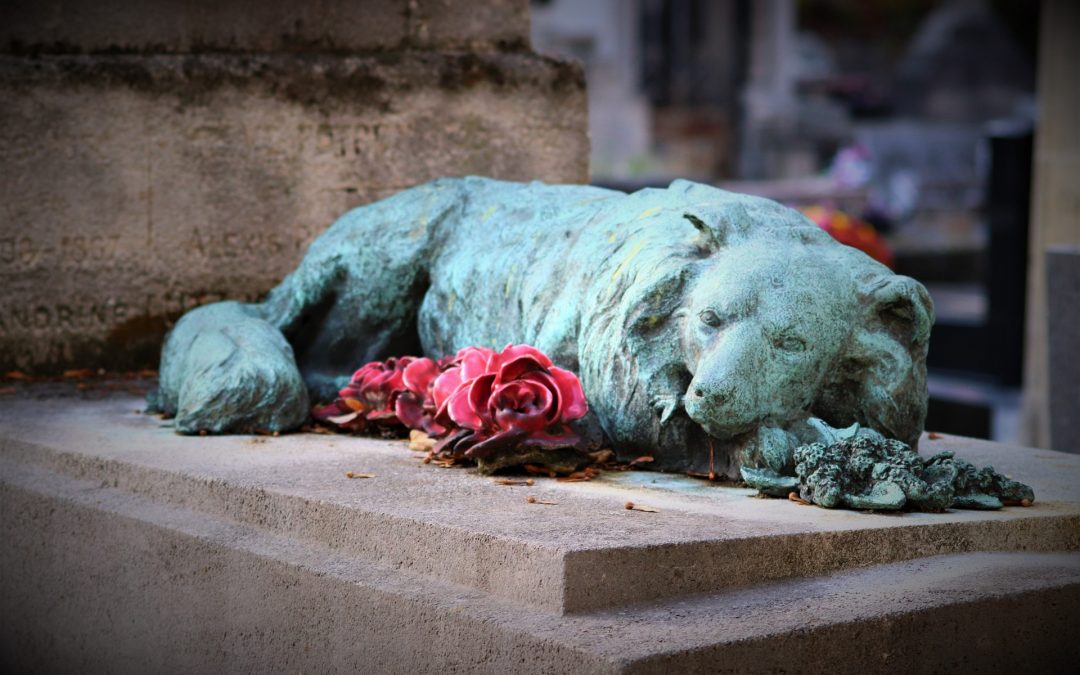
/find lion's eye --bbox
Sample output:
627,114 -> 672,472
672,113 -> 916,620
776,335 -> 807,352
698,310 -> 723,328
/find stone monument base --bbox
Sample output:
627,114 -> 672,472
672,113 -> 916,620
2,391 -> 1078,672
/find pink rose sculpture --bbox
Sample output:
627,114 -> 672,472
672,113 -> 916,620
312,356 -> 417,430
431,344 -> 589,459
393,356 -> 452,436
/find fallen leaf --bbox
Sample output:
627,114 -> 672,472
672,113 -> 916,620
589,449 -> 615,464
927,431 -> 943,439
558,467 -> 599,482
788,491 -> 811,506
686,470 -> 719,481
628,455 -> 655,467
494,479 -> 534,486
4,371 -> 31,381
629,504 -> 658,513
345,471 -> 376,479
327,411 -> 362,425
408,429 -> 436,452
525,495 -> 558,505
523,464 -> 557,478
63,368 -> 95,379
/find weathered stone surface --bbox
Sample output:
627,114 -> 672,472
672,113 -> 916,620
1,0 -> 529,54
0,53 -> 587,373
1,393 -> 1079,671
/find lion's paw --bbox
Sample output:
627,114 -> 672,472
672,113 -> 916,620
650,393 -> 683,425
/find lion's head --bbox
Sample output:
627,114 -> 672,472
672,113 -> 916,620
576,180 -> 933,476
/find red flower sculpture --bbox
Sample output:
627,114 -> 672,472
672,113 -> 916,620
432,344 -> 588,459
312,356 -> 417,430
393,356 -> 452,436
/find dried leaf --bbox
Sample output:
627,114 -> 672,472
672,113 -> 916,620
408,429 -> 436,452
494,479 -> 534,486
686,470 -> 719,481
327,411 -> 362,425
788,491 -> 811,505
345,471 -> 376,479
927,431 -> 943,440
525,495 -> 557,505
4,371 -> 32,381
630,504 -> 658,512
589,449 -> 615,464
523,464 -> 557,478
557,467 -> 599,482
63,368 -> 95,379
628,455 -> 655,466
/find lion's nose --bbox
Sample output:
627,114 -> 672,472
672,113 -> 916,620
691,385 -> 732,407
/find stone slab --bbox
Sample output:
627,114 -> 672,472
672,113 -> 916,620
1,0 -> 530,54
1,391 -> 1078,672
0,52 -> 587,373
2,388 -> 1080,669
1,392 -> 1078,615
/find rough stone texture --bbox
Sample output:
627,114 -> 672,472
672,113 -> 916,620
1,393 -> 1078,671
0,0 -> 530,54
0,53 -> 588,373
1047,246 -> 1080,453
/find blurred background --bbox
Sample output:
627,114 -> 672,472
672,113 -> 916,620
532,0 -> 1058,446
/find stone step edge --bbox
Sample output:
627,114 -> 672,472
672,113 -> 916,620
4,458 -> 1079,672
3,434 -> 1079,616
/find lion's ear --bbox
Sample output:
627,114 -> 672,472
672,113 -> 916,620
683,213 -> 724,253
862,276 -> 934,353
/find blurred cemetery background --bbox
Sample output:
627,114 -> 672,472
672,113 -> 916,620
532,0 -> 1076,449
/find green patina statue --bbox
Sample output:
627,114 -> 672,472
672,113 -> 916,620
150,176 -> 1032,510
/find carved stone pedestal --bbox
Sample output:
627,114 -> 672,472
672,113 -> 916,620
2,391 -> 1078,672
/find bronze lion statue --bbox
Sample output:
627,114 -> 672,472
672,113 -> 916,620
152,177 -> 933,478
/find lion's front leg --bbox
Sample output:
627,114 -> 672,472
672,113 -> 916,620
151,302 -> 309,434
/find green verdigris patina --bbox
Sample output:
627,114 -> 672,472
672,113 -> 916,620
740,421 -> 1034,510
150,176 -> 1032,510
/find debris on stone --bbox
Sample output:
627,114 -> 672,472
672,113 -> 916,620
408,429 -> 436,452
345,471 -> 376,479
558,467 -> 599,482
493,478 -> 534,486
